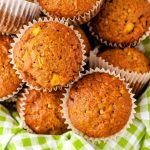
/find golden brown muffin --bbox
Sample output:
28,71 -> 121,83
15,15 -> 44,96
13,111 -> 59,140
17,89 -> 67,134
75,27 -> 91,56
91,0 -> 150,44
0,35 -> 21,99
37,0 -> 98,18
13,22 -> 83,89
67,73 -> 132,138
99,48 -> 150,73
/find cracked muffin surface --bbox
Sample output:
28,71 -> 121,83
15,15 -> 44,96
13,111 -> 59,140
99,48 -> 150,73
13,22 -> 83,89
37,0 -> 98,18
0,35 -> 21,98
91,0 -> 150,44
67,73 -> 132,138
17,89 -> 68,134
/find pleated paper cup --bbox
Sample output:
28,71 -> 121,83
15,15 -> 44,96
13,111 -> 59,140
0,0 -> 40,34
35,0 -> 104,25
61,68 -> 136,143
9,17 -> 87,92
89,48 -> 150,96
88,22 -> 150,48
16,88 -> 34,133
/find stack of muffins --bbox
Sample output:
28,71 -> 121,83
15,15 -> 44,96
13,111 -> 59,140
0,0 -> 150,143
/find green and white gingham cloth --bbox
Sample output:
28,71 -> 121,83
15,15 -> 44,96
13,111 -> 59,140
0,87 -> 149,150
0,37 -> 150,150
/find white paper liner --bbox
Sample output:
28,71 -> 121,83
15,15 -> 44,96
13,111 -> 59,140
89,48 -> 150,96
35,0 -> 104,25
17,88 -> 34,133
88,22 -> 150,48
0,0 -> 40,34
9,17 -> 87,92
61,68 -> 136,143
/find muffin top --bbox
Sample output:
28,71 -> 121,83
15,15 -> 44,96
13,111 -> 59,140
0,35 -> 21,98
67,73 -> 132,138
91,0 -> 150,44
17,89 -> 67,134
37,0 -> 97,18
13,22 -> 83,89
99,48 -> 150,73
75,27 -> 91,56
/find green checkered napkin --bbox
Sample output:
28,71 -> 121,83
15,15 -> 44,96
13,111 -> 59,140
0,37 -> 150,150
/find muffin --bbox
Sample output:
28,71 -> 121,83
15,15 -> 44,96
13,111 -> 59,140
17,89 -> 67,134
0,0 -> 40,34
91,0 -> 150,46
89,48 -> 150,95
13,21 -> 84,90
99,48 -> 150,73
64,72 -> 133,139
36,0 -> 103,24
0,35 -> 22,101
75,27 -> 91,56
